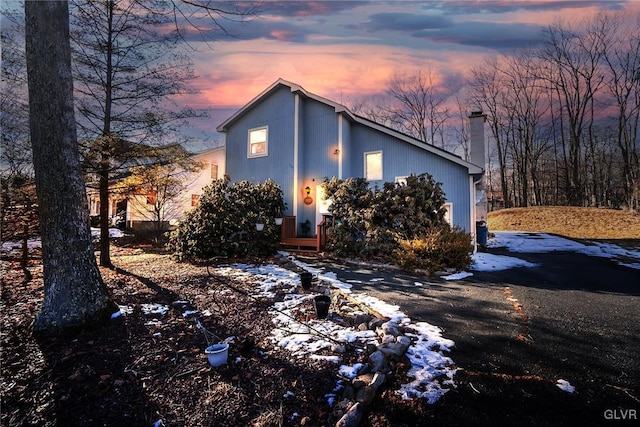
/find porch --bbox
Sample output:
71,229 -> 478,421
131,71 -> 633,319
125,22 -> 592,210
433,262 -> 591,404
279,215 -> 332,252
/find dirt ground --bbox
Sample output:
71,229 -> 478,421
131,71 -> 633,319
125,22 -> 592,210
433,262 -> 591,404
3,237 -> 638,426
1,244 -> 441,427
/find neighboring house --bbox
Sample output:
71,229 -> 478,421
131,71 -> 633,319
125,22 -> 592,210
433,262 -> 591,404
217,78 -> 486,250
87,146 -> 225,231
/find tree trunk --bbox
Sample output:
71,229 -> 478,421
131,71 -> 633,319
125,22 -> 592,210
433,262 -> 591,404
99,164 -> 113,268
24,0 -> 117,333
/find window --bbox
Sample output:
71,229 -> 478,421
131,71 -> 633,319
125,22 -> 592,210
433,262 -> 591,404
364,151 -> 383,181
146,190 -> 157,205
248,126 -> 268,158
443,203 -> 453,225
395,176 -> 408,185
211,163 -> 218,180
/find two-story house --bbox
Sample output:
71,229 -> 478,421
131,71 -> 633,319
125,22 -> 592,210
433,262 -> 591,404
217,79 -> 486,251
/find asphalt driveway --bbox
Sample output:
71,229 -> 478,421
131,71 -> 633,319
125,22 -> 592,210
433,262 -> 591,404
297,240 -> 640,425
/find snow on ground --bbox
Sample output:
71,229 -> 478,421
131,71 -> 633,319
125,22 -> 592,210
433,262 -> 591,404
0,238 -> 41,258
556,379 -> 576,393
441,231 -> 640,279
1,228 -> 128,258
90,228 -> 128,239
214,260 -> 457,405
490,231 -> 640,269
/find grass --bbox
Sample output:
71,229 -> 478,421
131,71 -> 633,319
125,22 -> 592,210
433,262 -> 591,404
487,206 -> 640,240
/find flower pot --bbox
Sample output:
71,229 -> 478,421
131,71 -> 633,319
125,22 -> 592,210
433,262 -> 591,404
205,343 -> 229,367
300,272 -> 316,290
313,295 -> 331,319
275,217 -> 283,226
255,223 -> 265,232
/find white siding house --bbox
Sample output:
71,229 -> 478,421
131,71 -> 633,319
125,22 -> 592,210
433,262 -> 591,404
87,146 -> 225,231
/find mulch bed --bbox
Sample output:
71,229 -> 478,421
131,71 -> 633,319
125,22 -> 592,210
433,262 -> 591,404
1,245 -> 433,426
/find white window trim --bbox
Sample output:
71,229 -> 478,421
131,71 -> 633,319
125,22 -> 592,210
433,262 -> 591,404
247,125 -> 268,158
364,150 -> 383,181
443,202 -> 453,225
395,176 -> 408,185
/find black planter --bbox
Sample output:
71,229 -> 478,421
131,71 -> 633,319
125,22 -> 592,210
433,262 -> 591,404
313,295 -> 331,319
300,272 -> 313,290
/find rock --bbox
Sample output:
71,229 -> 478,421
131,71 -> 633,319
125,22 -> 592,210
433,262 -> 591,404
354,313 -> 374,326
342,385 -> 355,401
336,402 -> 365,427
365,343 -> 378,353
370,372 -> 386,391
381,334 -> 396,344
357,323 -> 369,332
397,335 -> 412,347
379,341 -> 410,360
380,321 -> 400,337
332,343 -> 346,353
368,318 -> 385,330
368,350 -> 388,373
352,373 -> 373,389
355,386 -> 376,405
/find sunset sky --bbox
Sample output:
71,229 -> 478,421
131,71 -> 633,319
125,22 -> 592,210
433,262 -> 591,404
180,0 -> 639,148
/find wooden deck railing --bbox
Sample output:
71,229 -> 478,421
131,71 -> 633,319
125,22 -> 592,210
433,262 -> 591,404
279,215 -> 333,252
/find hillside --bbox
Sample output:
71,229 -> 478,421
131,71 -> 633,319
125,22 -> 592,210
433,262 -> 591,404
487,206 -> 640,240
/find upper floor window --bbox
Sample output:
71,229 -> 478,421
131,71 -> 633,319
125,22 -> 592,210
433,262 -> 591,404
248,126 -> 268,158
364,150 -> 383,181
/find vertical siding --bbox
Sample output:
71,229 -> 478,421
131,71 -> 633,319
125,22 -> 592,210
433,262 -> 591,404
340,115 -> 352,178
350,125 -> 471,230
223,84 -> 472,232
224,86 -> 296,214
297,98 -> 339,229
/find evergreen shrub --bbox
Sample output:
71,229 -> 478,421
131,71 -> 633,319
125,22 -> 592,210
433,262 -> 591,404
322,174 -> 473,272
168,177 -> 286,260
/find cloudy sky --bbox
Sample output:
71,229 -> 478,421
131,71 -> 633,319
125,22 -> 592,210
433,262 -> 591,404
178,0 -> 638,147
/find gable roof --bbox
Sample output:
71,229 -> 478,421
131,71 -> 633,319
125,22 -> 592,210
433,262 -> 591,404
217,78 -> 483,175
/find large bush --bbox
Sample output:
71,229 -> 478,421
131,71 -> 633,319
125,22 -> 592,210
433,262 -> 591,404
168,177 -> 286,260
395,227 -> 473,273
322,174 -> 473,272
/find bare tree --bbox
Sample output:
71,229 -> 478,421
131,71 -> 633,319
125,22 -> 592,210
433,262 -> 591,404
452,93 -> 472,162
500,53 -> 551,206
1,20 -> 38,255
387,69 -> 451,147
599,13 -> 640,210
537,18 -> 607,205
24,0 -> 118,332
470,58 -> 512,207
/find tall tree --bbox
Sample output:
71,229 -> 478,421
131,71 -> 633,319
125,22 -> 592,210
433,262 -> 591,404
470,58 -> 512,208
387,69 -> 451,147
71,0 -> 199,268
1,19 -> 37,251
24,0 -> 117,332
538,18 -> 607,205
600,13 -> 640,210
